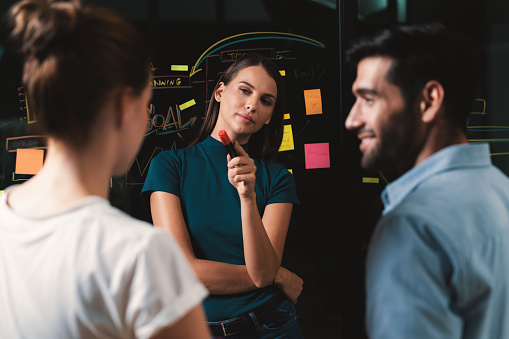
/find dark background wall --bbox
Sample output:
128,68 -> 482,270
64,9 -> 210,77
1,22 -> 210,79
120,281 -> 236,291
1,1 -> 509,338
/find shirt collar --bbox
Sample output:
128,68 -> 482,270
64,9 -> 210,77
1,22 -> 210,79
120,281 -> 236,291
202,135 -> 250,154
381,143 -> 491,215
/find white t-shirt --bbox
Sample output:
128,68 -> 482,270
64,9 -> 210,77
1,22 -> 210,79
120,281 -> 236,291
0,189 -> 208,339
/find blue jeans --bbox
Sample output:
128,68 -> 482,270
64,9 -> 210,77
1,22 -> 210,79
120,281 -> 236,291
209,298 -> 304,339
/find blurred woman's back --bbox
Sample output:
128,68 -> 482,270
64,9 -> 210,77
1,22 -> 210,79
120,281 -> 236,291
0,1 -> 211,337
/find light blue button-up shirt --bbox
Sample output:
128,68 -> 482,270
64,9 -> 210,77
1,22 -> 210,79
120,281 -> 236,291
367,143 -> 509,339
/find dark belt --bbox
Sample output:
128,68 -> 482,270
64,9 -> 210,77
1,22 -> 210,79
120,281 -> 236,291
209,294 -> 287,337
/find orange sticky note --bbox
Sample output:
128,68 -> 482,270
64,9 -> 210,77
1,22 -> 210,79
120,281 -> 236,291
15,148 -> 44,175
304,89 -> 322,115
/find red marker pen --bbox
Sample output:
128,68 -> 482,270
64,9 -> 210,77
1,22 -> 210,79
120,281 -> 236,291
218,130 -> 238,158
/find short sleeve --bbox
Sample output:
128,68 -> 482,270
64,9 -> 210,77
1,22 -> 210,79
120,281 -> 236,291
141,151 -> 181,203
366,212 -> 462,339
126,230 -> 208,339
267,166 -> 300,205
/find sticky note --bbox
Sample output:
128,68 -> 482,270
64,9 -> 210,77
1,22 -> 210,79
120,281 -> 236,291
15,148 -> 44,175
362,177 -> 380,184
279,125 -> 295,152
171,65 -> 188,71
0,190 -> 3,195
279,70 -> 286,76
305,143 -> 330,169
284,113 -> 290,120
304,89 -> 322,115
179,99 -> 196,111
288,169 -> 293,174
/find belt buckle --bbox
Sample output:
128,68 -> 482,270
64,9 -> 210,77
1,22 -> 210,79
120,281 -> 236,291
221,321 -> 240,336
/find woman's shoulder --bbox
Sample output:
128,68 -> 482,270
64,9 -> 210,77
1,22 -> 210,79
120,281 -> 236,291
154,145 -> 191,159
151,143 -> 200,166
255,158 -> 296,192
257,158 -> 291,176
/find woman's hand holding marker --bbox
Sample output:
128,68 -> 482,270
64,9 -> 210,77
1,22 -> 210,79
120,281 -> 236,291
218,130 -> 238,158
219,130 -> 256,199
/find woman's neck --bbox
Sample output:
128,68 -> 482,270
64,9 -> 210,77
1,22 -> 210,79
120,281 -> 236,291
6,138 -> 113,216
211,124 -> 251,145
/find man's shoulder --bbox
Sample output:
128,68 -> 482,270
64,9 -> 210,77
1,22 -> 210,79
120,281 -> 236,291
381,164 -> 509,246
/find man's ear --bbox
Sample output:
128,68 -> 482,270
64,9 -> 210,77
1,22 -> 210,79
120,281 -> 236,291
214,82 -> 225,102
419,80 -> 445,123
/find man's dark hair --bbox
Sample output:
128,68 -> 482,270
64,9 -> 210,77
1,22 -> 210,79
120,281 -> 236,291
347,23 -> 484,131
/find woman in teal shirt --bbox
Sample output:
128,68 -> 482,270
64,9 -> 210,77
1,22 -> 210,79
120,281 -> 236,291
142,54 -> 304,338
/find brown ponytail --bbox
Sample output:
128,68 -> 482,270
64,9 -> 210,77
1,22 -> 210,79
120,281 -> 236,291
9,0 -> 151,149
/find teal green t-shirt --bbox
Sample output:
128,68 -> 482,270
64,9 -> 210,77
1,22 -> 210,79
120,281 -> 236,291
141,136 -> 299,321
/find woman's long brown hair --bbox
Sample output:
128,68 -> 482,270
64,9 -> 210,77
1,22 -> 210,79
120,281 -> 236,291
189,53 -> 285,161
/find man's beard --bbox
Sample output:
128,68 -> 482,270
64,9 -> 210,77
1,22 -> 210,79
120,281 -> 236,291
361,105 -> 422,176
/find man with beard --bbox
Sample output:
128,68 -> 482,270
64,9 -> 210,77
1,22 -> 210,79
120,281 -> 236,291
345,23 -> 509,339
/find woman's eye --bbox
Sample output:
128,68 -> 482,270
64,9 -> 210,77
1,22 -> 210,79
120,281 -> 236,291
240,88 -> 249,94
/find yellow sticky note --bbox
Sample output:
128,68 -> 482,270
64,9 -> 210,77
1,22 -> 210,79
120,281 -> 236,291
0,190 -> 3,195
362,177 -> 380,184
15,148 -> 44,175
288,169 -> 293,174
171,65 -> 188,71
279,70 -> 286,76
279,125 -> 295,152
179,99 -> 196,111
304,89 -> 322,115
284,113 -> 291,120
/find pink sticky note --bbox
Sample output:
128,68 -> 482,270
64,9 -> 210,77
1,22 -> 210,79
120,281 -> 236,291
305,143 -> 330,169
